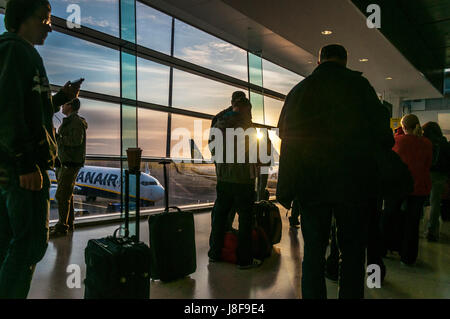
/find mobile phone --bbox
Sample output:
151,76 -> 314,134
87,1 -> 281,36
71,78 -> 85,86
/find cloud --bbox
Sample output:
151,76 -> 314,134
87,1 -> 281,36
81,16 -> 111,28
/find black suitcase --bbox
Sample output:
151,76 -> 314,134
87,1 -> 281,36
84,170 -> 151,299
148,161 -> 196,282
254,200 -> 282,245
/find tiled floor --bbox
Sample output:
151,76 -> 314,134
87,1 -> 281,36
28,205 -> 450,299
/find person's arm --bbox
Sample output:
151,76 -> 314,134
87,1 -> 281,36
52,81 -> 82,114
363,78 -> 395,150
0,43 -> 42,190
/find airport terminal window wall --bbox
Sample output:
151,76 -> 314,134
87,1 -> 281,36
0,2 -> 304,222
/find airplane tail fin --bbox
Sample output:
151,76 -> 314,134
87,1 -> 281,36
189,139 -> 204,162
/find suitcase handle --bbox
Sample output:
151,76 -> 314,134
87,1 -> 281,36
123,169 -> 141,242
165,206 -> 182,213
159,160 -> 171,212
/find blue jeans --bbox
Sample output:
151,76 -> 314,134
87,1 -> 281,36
0,167 -> 50,299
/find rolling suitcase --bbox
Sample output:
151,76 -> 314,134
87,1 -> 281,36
84,170 -> 151,299
148,161 -> 197,282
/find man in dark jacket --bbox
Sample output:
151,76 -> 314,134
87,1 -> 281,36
0,0 -> 80,298
277,44 -> 394,298
208,98 -> 262,269
50,98 -> 88,237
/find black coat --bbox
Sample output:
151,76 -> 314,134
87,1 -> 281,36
276,62 -> 394,207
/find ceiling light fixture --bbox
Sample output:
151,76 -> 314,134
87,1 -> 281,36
386,77 -> 393,80
321,30 -> 333,35
359,58 -> 369,62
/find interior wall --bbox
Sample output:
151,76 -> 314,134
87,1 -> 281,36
412,110 -> 450,140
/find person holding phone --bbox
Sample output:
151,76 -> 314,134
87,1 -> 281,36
0,0 -> 82,298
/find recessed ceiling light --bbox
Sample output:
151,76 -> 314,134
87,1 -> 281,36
386,77 -> 393,80
308,61 -> 313,64
359,58 -> 369,62
321,30 -> 333,35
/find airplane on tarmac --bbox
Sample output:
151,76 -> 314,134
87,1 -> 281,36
48,165 -> 165,206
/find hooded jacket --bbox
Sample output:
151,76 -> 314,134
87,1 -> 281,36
276,61 -> 395,206
422,128 -> 450,175
0,32 -> 70,174
57,112 -> 88,167
210,110 -> 258,184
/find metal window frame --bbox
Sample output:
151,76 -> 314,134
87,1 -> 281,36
50,15 -> 286,103
136,0 -> 306,80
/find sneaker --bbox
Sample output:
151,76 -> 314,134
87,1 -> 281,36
237,259 -> 263,270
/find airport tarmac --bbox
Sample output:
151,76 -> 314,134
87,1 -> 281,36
50,161 -> 277,222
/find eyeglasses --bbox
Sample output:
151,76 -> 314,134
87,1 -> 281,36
33,14 -> 52,28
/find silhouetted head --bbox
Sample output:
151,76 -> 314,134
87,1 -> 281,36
232,97 -> 252,121
5,0 -> 52,45
423,121 -> 443,139
231,91 -> 247,107
62,98 -> 81,116
318,44 -> 347,67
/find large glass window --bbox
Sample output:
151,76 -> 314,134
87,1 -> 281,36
264,96 -> 284,127
249,52 -> 263,87
167,162 -> 217,207
138,108 -> 168,157
137,58 -> 170,105
49,158 -> 123,222
262,58 -> 304,95
170,115 -> 212,161
0,14 -> 4,33
53,98 -> 121,156
136,2 -> 172,55
250,91 -> 265,125
37,31 -> 120,97
174,19 -> 248,81
121,52 -> 137,100
49,0 -> 120,37
172,69 -> 239,115
121,0 -> 135,42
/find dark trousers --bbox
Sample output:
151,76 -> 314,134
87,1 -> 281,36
226,174 -> 268,231
55,166 -> 79,231
382,196 -> 425,264
0,168 -> 50,299
300,201 -> 369,299
209,181 -> 255,266
326,199 -> 385,276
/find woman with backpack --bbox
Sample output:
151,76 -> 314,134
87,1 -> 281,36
422,122 -> 450,242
